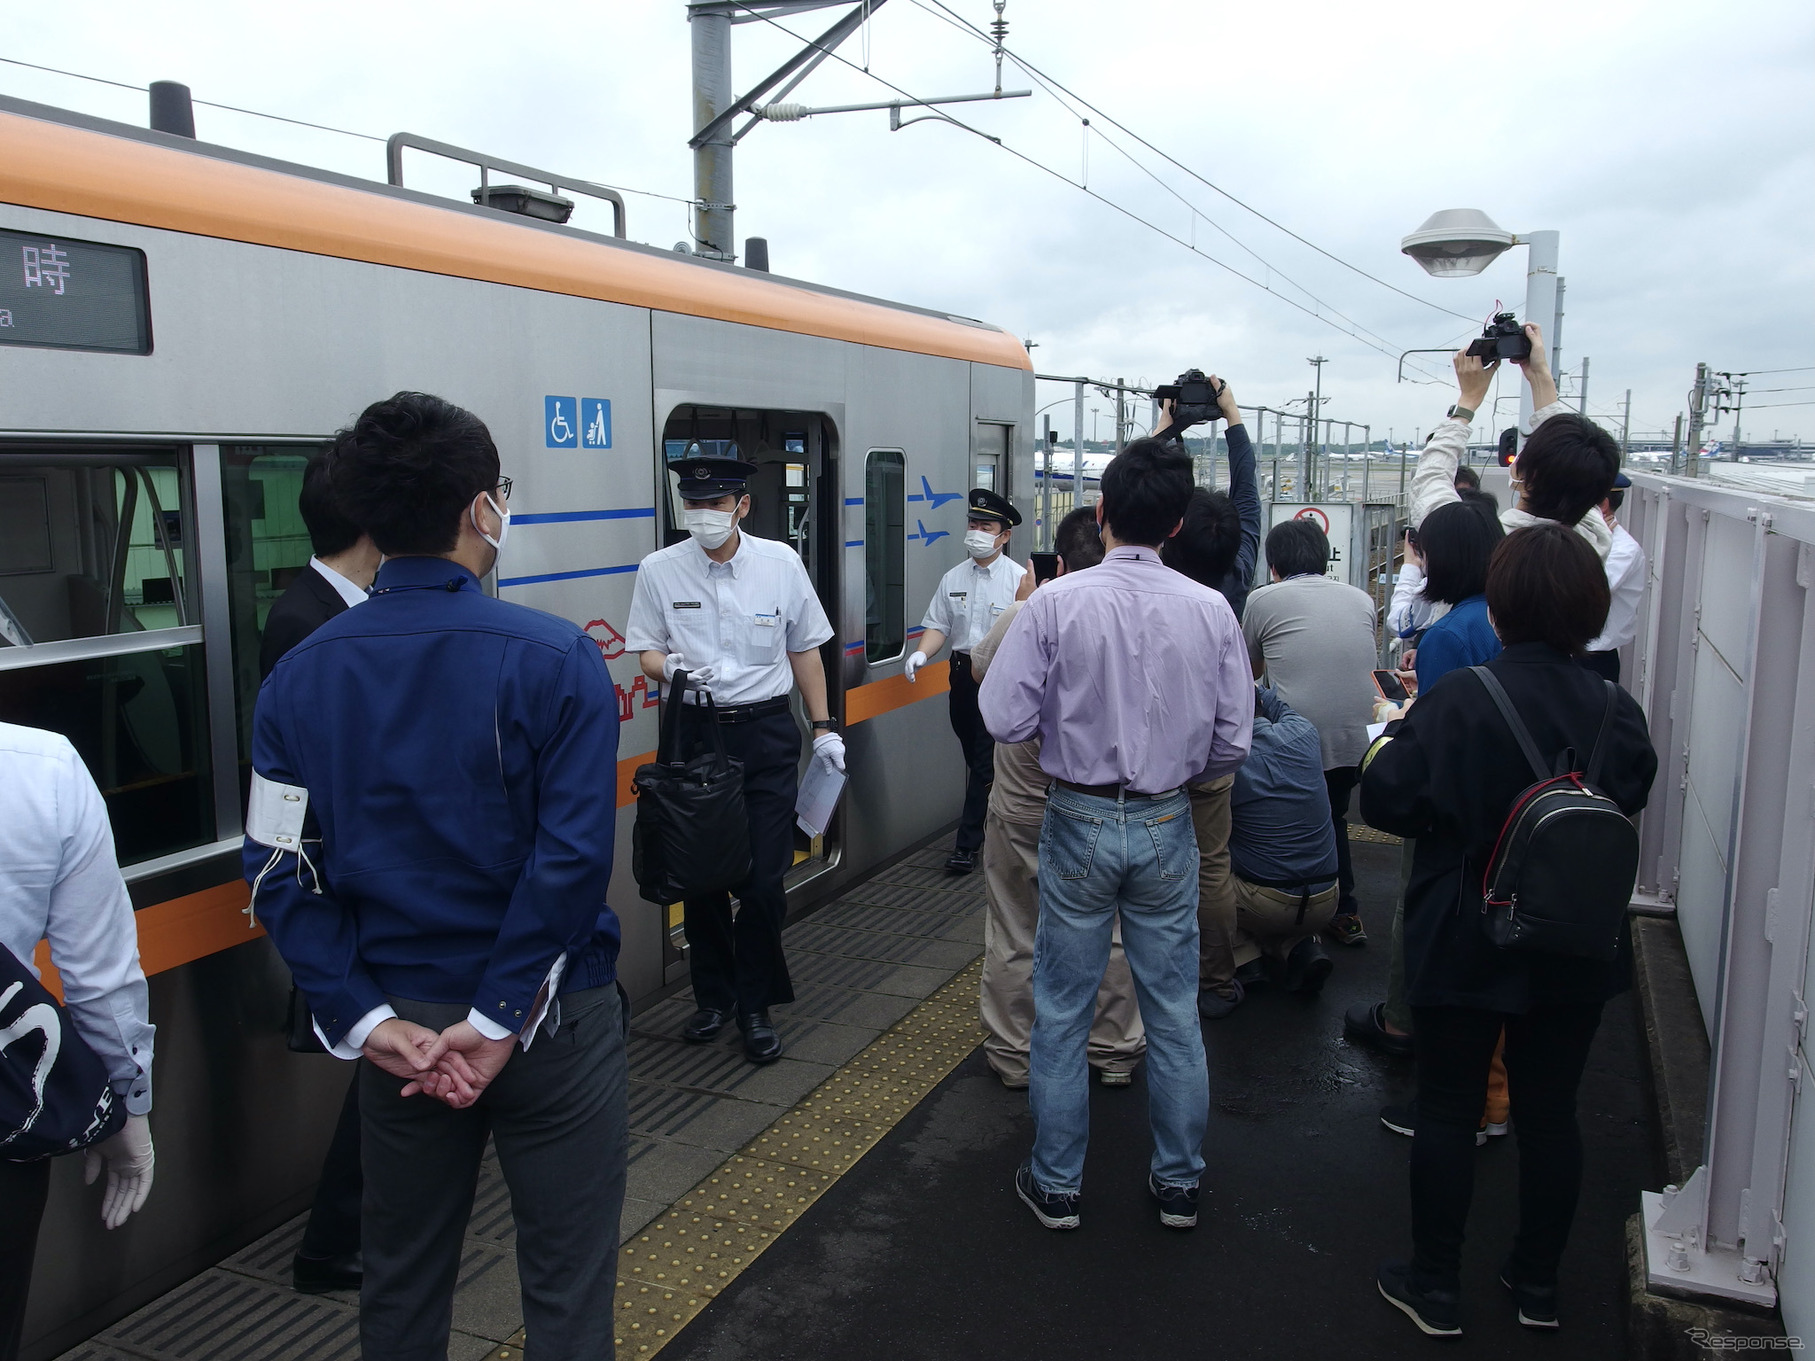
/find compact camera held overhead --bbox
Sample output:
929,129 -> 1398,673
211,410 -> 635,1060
1465,311 -> 1533,367
1153,368 -> 1229,431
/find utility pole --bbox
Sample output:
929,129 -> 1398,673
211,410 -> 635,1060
1683,362 -> 1709,479
1578,355 -> 1590,416
688,3 -> 736,260
1115,379 -> 1127,449
1073,380 -> 1085,513
1621,389 -> 1632,455
1730,376 -> 1746,459
1307,356 -> 1327,500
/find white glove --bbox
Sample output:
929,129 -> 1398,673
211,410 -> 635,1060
903,650 -> 928,683
663,654 -> 717,688
812,732 -> 846,773
85,1113 -> 154,1229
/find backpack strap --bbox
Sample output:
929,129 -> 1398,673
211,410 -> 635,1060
1469,666 -> 1549,784
1584,680 -> 1620,786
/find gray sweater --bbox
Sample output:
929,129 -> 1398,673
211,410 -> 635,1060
1241,574 -> 1378,771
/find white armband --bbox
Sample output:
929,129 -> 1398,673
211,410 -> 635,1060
246,771 -> 322,920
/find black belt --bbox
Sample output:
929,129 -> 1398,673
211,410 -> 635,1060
679,695 -> 792,723
1053,779 -> 1181,802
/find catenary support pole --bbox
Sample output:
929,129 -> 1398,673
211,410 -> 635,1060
690,5 -> 736,260
1073,380 -> 1085,511
1520,230 -> 1560,438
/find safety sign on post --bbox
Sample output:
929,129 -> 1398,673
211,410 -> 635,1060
544,396 -> 578,448
1265,502 -> 1357,587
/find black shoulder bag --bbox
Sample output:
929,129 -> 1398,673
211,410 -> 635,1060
2,941 -> 128,1162
631,671 -> 752,905
1469,666 -> 1639,962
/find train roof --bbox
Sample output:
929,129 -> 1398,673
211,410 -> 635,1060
0,95 -> 1031,372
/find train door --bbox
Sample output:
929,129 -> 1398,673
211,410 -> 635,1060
657,406 -> 843,930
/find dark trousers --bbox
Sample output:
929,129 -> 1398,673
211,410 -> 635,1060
1407,1001 -> 1605,1288
1579,650 -> 1621,683
360,986 -> 629,1361
1324,767 -> 1360,919
948,652 -> 995,853
679,706 -> 802,1015
298,1070 -> 362,1259
0,1158 -> 51,1361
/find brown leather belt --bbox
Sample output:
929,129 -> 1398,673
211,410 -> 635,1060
1053,779 -> 1181,801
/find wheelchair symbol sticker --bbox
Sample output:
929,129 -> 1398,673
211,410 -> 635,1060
544,396 -> 578,448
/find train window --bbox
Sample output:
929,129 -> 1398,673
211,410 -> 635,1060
0,453 -> 193,645
0,448 -> 213,865
219,446 -> 318,783
865,450 -> 906,663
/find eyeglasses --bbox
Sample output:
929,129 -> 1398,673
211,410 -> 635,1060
495,477 -> 513,501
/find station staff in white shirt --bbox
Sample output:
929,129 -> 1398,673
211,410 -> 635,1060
905,488 -> 1026,875
626,454 -> 842,1064
1582,473 -> 1646,683
1,723 -> 157,1361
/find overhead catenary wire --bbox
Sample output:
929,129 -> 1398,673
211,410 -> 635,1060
910,0 -> 1478,325
0,54 -> 702,208
729,4 -> 1449,377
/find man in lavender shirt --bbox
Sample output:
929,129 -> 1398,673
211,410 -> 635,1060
979,436 -> 1252,1232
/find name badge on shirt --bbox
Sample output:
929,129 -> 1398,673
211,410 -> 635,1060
949,591 -> 967,599
672,601 -> 702,610
990,603 -> 1005,616
753,612 -> 778,627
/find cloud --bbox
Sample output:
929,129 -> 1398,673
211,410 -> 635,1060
8,0 -> 1812,442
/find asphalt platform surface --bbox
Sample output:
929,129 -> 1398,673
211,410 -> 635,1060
661,836 -> 1652,1361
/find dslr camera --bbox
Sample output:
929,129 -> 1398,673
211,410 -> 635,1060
1466,312 -> 1532,367
1153,369 -> 1227,431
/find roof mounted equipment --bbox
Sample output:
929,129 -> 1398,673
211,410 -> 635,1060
387,132 -> 625,238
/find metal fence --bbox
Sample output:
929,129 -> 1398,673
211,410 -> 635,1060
1622,470 -> 1815,1329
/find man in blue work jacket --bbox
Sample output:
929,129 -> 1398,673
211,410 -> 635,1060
244,391 -> 626,1361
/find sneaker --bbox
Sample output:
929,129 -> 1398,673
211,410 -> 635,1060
1499,1261 -> 1559,1329
1327,913 -> 1369,947
1377,1261 -> 1462,1337
1343,1002 -> 1414,1058
1379,1102 -> 1486,1146
1233,958 -> 1270,989
945,847 -> 978,874
1014,1160 -> 1079,1230
1197,978 -> 1245,1020
1148,1172 -> 1199,1230
1096,1068 -> 1134,1088
1283,936 -> 1334,995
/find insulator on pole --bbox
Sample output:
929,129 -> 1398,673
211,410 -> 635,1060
758,103 -> 808,122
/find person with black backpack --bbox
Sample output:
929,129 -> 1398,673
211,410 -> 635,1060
1358,523 -> 1658,1338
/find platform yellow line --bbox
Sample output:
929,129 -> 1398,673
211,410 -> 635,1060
608,957 -> 986,1358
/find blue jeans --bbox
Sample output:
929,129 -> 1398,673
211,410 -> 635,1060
1029,784 -> 1209,1194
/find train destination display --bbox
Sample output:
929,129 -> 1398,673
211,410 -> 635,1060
0,229 -> 151,354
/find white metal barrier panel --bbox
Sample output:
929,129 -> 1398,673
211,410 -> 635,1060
1623,472 -> 1815,1327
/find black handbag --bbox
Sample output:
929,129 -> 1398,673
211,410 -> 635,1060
1470,667 -> 1639,961
1,941 -> 129,1162
631,670 -> 752,906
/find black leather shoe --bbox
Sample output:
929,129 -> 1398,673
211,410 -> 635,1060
738,1010 -> 783,1063
292,1250 -> 361,1294
945,848 -> 978,874
1344,1002 -> 1414,1058
682,1007 -> 732,1043
1284,937 -> 1334,995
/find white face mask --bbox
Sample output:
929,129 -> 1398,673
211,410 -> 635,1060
473,492 -> 510,553
685,507 -> 739,550
964,529 -> 1001,560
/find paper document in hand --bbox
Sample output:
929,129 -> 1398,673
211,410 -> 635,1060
796,759 -> 846,838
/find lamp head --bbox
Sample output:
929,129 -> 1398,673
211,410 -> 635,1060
1400,208 -> 1516,278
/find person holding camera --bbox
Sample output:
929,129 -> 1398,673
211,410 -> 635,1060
1358,523 -> 1657,1337
905,488 -> 1026,876
1155,373 -> 1262,1016
1409,323 -> 1620,565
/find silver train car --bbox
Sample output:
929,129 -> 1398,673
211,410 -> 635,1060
0,93 -> 1032,1353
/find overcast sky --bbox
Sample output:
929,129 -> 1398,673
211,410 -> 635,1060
7,0 -> 1812,445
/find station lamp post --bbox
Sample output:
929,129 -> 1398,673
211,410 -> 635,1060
1400,210 -> 1559,438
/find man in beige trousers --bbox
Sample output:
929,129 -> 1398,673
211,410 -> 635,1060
970,507 -> 1145,1088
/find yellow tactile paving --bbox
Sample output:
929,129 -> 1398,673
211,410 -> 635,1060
615,958 -> 985,1356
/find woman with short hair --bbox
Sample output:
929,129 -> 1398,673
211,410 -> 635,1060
1359,523 -> 1658,1337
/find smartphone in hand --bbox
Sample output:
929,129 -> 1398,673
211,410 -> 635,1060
1030,552 -> 1060,584
1372,669 -> 1411,704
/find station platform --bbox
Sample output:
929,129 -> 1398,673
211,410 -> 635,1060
54,830 -> 1653,1360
